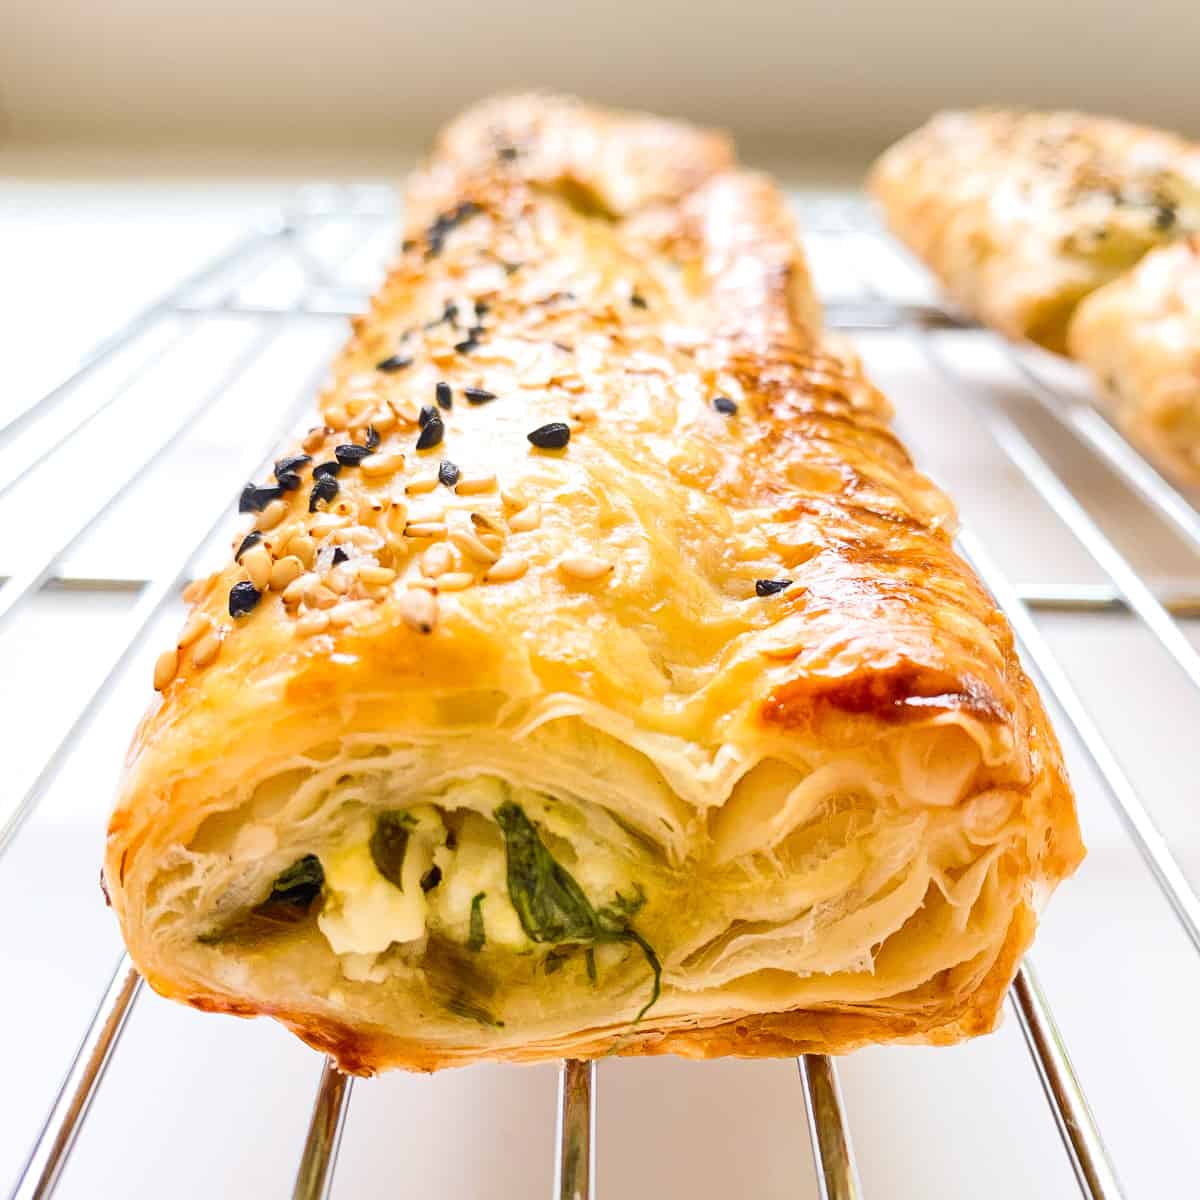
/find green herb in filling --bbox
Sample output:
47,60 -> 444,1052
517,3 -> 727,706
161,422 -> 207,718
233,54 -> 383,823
494,801 -> 662,1020
369,810 -> 415,889
198,853 -> 325,945
467,892 -> 487,952
425,934 -> 503,1027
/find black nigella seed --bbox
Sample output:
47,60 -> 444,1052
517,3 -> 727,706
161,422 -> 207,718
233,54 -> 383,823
527,422 -> 571,450
364,425 -> 380,451
454,338 -> 478,354
419,404 -> 438,428
1154,204 -> 1177,231
416,416 -> 445,451
436,381 -> 452,409
713,396 -> 738,416
335,443 -> 371,467
309,475 -> 339,511
376,355 -> 412,373
401,238 -> 416,252
755,579 -> 793,597
498,145 -> 518,161
438,460 -> 460,487
234,531 -> 262,561
631,292 -> 648,309
229,580 -> 262,618
275,472 -> 302,491
474,300 -> 489,318
313,461 -> 341,479
331,547 -> 349,565
420,864 -> 443,893
464,387 -> 496,405
275,453 -> 311,478
238,482 -> 283,513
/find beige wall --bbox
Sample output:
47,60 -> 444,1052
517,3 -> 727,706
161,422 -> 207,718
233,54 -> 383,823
2,0 -> 1196,156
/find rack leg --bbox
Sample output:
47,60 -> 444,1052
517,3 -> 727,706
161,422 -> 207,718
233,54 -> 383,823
291,1059 -> 353,1200
798,1055 -> 864,1200
555,1059 -> 596,1200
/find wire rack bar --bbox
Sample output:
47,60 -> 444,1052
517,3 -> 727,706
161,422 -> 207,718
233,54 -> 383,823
554,1059 -> 596,1200
1003,351 -> 1200,557
920,337 -> 1200,694
959,528 -> 1200,952
1011,964 -> 1126,1200
0,227 -> 279,446
798,1056 -> 863,1200
0,324 -> 282,636
292,1061 -> 354,1200
9,956 -> 142,1200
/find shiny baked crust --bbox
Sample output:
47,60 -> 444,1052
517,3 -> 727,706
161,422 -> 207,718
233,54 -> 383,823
1068,234 -> 1200,483
870,110 -> 1200,352
104,94 -> 1082,1074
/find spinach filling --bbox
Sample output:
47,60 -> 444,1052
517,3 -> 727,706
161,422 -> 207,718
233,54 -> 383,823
199,854 -> 324,944
494,802 -> 662,1021
368,810 -> 414,888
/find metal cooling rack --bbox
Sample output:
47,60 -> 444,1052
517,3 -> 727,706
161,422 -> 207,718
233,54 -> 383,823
4,184 -> 1199,1200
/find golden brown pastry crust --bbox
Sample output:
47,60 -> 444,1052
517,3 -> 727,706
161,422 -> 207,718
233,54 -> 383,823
105,94 -> 1082,1073
1068,234 -> 1200,483
870,110 -> 1200,352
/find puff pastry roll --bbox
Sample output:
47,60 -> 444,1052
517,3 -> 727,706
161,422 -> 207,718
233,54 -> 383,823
870,110 -> 1200,352
1068,234 -> 1200,482
104,95 -> 1082,1073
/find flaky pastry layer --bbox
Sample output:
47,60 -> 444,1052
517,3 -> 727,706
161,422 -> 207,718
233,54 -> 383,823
104,94 -> 1082,1073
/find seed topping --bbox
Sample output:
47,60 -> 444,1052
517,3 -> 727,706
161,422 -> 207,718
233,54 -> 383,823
313,461 -> 342,479
464,387 -> 496,405
416,415 -> 445,451
713,396 -> 738,416
234,531 -> 262,561
755,578 -> 793,596
438,460 -> 460,487
229,581 -> 262,618
239,482 -> 283,513
335,444 -> 371,467
309,475 -> 339,511
527,422 -> 571,450
376,355 -> 412,373
419,405 -> 438,428
153,648 -> 179,691
436,381 -> 453,409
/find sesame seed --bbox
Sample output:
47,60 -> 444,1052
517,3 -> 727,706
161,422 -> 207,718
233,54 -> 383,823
309,475 -> 339,512
302,427 -> 329,453
507,503 -> 541,532
153,648 -> 179,691
239,482 -> 283,513
416,415 -> 445,451
269,555 -> 304,591
295,609 -> 331,636
419,405 -> 438,428
360,451 -> 404,478
275,453 -> 312,478
287,534 -> 316,568
191,630 -> 222,668
559,555 -> 613,581
436,381 -> 452,409
464,387 -> 496,405
404,521 -> 448,538
438,460 -> 460,487
177,612 -> 213,647
455,473 -> 496,496
405,476 -> 439,495
376,355 -> 412,373
282,572 -> 315,606
313,461 -> 342,479
527,422 -> 570,450
420,542 -> 457,578
303,583 -> 339,610
485,554 -> 528,583
229,580 -> 262,618
755,578 -> 793,596
242,545 -> 272,591
449,526 -> 500,564
469,511 -> 503,533
348,527 -> 385,551
399,587 -> 438,633
356,564 -> 396,586
335,444 -> 371,467
713,396 -> 738,416
255,499 -> 288,531
234,531 -> 263,561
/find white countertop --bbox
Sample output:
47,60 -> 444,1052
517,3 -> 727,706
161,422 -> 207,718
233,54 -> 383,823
1,165 -> 1198,1200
